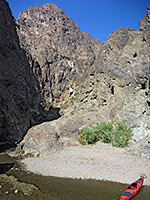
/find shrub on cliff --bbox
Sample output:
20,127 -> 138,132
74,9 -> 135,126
78,121 -> 132,147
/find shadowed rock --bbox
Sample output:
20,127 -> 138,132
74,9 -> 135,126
0,0 -> 41,144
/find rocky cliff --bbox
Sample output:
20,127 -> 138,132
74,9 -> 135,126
16,3 -> 102,110
16,4 -> 150,113
0,0 -> 41,145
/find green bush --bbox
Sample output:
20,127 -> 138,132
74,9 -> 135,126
78,126 -> 98,145
78,121 -> 132,147
112,122 -> 132,147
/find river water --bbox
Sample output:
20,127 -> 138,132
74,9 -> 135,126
0,153 -> 150,200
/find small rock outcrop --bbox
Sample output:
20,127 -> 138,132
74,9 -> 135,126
140,7 -> 150,30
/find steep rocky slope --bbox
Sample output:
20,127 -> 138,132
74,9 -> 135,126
0,1 -> 62,146
16,4 -> 150,115
16,3 -> 102,109
0,0 -> 41,145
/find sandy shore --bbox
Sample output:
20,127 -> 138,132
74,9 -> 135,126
21,142 -> 150,186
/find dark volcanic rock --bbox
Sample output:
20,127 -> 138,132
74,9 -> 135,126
16,3 -> 102,109
0,0 -> 41,144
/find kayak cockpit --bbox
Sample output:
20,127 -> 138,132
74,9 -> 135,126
128,182 -> 137,190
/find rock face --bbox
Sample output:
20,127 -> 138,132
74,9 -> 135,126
16,3 -> 102,109
16,4 -> 150,113
139,7 -> 150,46
101,27 -> 150,82
0,0 -> 41,144
140,7 -> 150,30
0,1 -> 61,145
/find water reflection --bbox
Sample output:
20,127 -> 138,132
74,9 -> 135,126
0,153 -> 14,174
0,163 -> 14,174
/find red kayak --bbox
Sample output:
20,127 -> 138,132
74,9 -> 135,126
118,176 -> 144,200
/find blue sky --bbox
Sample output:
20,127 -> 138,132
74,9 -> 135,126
7,0 -> 150,43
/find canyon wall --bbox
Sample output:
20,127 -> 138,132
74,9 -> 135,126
1,1 -> 150,155
0,0 -> 41,144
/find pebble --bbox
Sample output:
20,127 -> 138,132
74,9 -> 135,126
0,185 -> 2,189
24,192 -> 30,196
14,189 -> 19,194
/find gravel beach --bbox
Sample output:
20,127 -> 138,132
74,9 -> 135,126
21,142 -> 150,186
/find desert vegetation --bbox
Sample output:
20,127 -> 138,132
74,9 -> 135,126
78,121 -> 132,147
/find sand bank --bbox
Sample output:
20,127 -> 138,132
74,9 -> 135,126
21,142 -> 150,185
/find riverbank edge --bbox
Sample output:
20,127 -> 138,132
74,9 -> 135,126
19,142 -> 150,186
